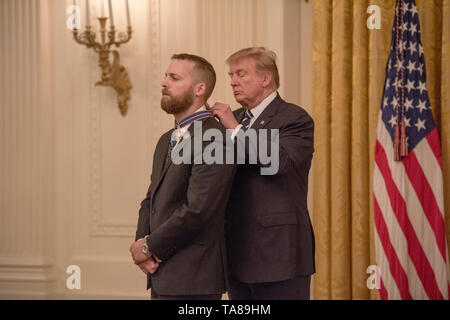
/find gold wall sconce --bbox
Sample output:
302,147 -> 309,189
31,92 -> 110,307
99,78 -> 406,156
72,0 -> 133,116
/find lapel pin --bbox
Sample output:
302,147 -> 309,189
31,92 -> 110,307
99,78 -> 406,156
260,120 -> 265,125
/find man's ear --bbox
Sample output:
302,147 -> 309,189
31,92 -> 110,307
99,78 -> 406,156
194,82 -> 206,97
262,72 -> 272,88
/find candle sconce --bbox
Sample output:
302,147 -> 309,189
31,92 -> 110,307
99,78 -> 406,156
72,2 -> 133,116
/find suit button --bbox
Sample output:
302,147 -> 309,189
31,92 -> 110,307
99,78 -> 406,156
152,208 -> 156,215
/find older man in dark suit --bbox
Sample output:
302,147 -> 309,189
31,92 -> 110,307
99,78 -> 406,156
130,53 -> 234,300
211,47 -> 315,300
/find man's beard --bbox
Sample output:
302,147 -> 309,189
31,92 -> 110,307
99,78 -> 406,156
160,88 -> 194,115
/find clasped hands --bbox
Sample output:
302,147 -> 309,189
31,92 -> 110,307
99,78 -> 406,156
130,237 -> 162,275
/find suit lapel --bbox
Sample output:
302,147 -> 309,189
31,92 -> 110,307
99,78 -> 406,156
233,94 -> 282,130
151,117 -> 209,196
151,131 -> 172,195
251,93 -> 282,130
235,109 -> 246,123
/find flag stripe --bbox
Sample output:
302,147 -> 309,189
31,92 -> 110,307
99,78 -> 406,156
375,228 -> 402,299
379,277 -> 389,300
375,140 -> 444,299
374,211 -> 403,300
374,194 -> 413,299
377,120 -> 448,298
403,150 -> 447,259
426,128 -> 443,167
374,160 -> 428,298
413,135 -> 445,214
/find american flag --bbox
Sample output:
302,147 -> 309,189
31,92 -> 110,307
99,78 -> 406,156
373,0 -> 449,299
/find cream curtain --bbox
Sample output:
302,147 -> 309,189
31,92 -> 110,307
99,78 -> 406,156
312,0 -> 450,299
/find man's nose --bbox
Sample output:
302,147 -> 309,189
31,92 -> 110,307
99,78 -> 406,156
230,75 -> 239,87
161,77 -> 168,87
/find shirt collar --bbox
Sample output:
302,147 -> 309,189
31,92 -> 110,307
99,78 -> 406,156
247,91 -> 277,119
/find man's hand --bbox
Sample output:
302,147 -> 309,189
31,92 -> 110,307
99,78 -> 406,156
138,257 -> 160,275
209,102 -> 239,129
130,238 -> 151,265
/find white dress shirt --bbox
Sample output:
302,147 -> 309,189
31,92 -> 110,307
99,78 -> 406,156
231,91 -> 277,140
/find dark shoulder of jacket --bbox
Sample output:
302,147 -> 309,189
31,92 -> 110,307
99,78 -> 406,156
203,116 -> 227,134
278,101 -> 314,126
153,128 -> 172,151
161,128 -> 174,141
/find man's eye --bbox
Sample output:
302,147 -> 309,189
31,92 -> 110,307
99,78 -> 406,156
238,72 -> 246,77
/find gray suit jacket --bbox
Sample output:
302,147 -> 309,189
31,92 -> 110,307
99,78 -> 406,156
135,117 -> 235,295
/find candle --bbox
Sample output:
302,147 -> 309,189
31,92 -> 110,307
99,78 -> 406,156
85,0 -> 90,27
125,0 -> 131,27
72,0 -> 77,30
101,0 -> 105,17
108,0 -> 114,27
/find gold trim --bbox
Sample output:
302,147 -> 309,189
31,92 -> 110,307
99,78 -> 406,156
72,18 -> 132,116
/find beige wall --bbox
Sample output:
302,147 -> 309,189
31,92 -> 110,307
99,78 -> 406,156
0,0 -> 313,299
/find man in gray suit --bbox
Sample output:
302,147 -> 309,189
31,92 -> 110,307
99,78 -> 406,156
211,47 -> 315,300
130,53 -> 234,300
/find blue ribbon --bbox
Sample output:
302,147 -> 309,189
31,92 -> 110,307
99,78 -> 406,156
174,109 -> 214,129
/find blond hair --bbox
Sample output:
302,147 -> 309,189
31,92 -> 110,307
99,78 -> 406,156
226,47 -> 280,89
